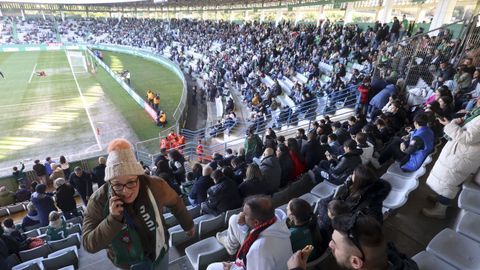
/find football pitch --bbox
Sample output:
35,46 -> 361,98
0,50 -> 183,173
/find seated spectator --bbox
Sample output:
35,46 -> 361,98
332,122 -> 349,145
286,198 -> 322,262
277,144 -> 294,188
372,113 -> 434,172
0,186 -> 14,207
188,166 -> 214,206
92,156 -> 107,188
314,140 -> 362,185
327,134 -> 344,157
46,211 -> 69,241
181,172 -> 195,196
239,164 -> 270,198
155,160 -> 181,195
244,129 -> 263,163
3,218 -> 25,243
201,170 -> 242,216
49,163 -> 65,183
259,148 -> 281,194
22,202 -> 40,232
287,138 -> 306,180
210,195 -> 292,270
15,184 -> 31,203
54,178 -> 80,220
12,162 -> 26,185
232,157 -> 247,185
329,213 -> 418,270
31,184 -> 57,226
355,133 -> 374,166
0,225 -> 21,260
69,166 -> 93,206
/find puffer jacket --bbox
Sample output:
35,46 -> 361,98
202,177 -> 242,216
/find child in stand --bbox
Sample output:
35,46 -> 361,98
46,211 -> 69,241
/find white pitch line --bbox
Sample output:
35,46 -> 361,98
33,78 -> 76,84
28,63 -> 37,83
0,97 -> 77,109
65,50 -> 102,151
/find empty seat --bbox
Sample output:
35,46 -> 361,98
382,189 -> 407,210
5,253 -> 20,268
164,212 -> 178,227
458,190 -> 480,215
386,162 -> 426,179
24,229 -> 40,238
168,215 -> 214,247
24,224 -> 42,232
456,211 -> 480,243
198,213 -> 226,239
19,244 -> 50,262
66,224 -> 82,235
381,172 -> 418,193
8,204 -> 26,214
169,255 -> 195,270
0,207 -> 9,217
462,180 -> 480,194
299,193 -> 321,208
426,228 -> 480,270
188,205 -> 202,219
185,237 -> 228,270
12,258 -> 44,270
38,227 -> 48,235
310,182 -> 337,199
411,251 -> 457,270
42,246 -> 78,270
58,266 -> 75,270
65,216 -> 83,226
48,233 -> 81,252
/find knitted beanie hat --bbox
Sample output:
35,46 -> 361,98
104,139 -> 144,182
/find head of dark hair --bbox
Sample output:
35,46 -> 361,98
186,172 -> 194,181
350,165 -> 378,196
297,128 -> 305,135
328,133 -> 338,141
156,160 -> 172,175
226,148 -> 233,154
332,121 -> 342,128
343,140 -> 357,151
413,112 -> 429,127
244,195 -> 275,223
211,170 -> 224,183
59,156 -> 66,164
277,135 -> 285,143
192,163 -> 203,176
3,218 -> 14,228
287,138 -> 300,154
328,200 -> 351,218
320,134 -> 328,144
355,132 -> 367,145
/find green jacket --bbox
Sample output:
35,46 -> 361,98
289,225 -> 320,262
47,220 -> 69,241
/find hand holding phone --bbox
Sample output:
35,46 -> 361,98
109,194 -> 124,222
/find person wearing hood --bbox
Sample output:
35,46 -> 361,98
82,139 -> 194,269
31,184 -> 57,226
54,178 -> 80,220
46,211 -> 69,241
0,186 -> 15,207
314,140 -> 363,185
22,202 -> 40,232
210,195 -> 293,270
259,148 -> 282,194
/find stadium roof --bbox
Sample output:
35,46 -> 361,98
2,0 -> 148,4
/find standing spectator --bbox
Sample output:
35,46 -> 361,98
22,203 -> 40,232
69,167 -> 93,206
155,160 -> 181,195
201,170 -> 242,216
0,186 -> 14,207
244,129 -> 263,163
356,77 -> 371,115
287,138 -> 306,180
423,110 -> 480,219
277,144 -> 294,188
33,160 -> 47,185
49,163 -> 65,184
12,162 -> 25,186
92,157 -> 107,188
14,184 -> 31,203
259,148 -> 282,194
59,156 -> 71,180
31,184 -> 57,226
44,157 -> 54,176
368,81 -> 397,118
301,132 -> 322,170
46,211 -> 69,241
390,16 -> 401,42
54,178 -> 79,220
188,166 -> 214,206
169,149 -> 186,185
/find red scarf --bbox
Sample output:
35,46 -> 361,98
235,216 -> 277,269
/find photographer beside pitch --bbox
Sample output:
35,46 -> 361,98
82,138 -> 194,269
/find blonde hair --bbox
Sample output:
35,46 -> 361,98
49,211 -> 61,222
245,164 -> 263,181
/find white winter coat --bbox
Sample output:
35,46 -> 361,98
426,116 -> 480,199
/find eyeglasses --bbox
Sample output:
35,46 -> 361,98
111,178 -> 138,192
346,212 -> 365,260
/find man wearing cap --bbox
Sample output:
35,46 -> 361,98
83,139 -> 194,269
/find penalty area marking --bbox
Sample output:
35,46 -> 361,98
65,50 -> 102,151
28,63 -> 37,83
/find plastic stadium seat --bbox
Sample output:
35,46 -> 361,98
65,216 -> 83,226
48,233 -> 81,252
185,237 -> 228,270
462,180 -> 480,194
37,234 -> 51,242
169,214 -> 214,247
164,212 -> 178,227
426,228 -> 480,270
382,189 -> 407,210
24,224 -> 42,232
310,181 -> 337,199
169,256 -> 194,270
411,251 -> 458,270
38,227 -> 48,235
224,208 -> 242,225
24,229 -> 40,238
381,172 -> 419,193
19,245 -> 50,262
458,190 -> 480,215
386,162 -> 426,179
8,204 -> 26,214
0,207 -> 9,217
277,204 -> 288,214
299,193 -> 321,208
66,224 -> 82,235
198,213 -> 226,239
455,211 -> 480,243
12,258 -> 44,270
42,246 -> 79,270
188,205 -> 202,219
58,266 -> 75,270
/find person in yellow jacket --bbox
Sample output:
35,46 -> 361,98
153,95 -> 160,111
156,111 -> 167,127
147,90 -> 154,107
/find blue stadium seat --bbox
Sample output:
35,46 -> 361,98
185,236 -> 228,270
458,190 -> 480,215
411,251 -> 457,270
455,211 -> 480,243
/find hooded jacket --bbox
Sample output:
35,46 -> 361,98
260,155 -> 282,194
31,192 -> 57,226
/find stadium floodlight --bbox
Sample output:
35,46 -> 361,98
3,0 -> 147,4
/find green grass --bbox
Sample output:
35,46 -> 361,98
100,50 -> 184,135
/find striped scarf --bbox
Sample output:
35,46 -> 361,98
235,216 -> 277,269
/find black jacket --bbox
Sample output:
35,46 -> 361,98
278,154 -> 294,188
239,177 -> 270,198
259,155 -> 281,194
55,184 -> 77,212
189,175 -> 214,205
69,172 -> 93,197
202,177 -> 242,216
92,164 -> 106,187
301,140 -> 322,170
328,149 -> 363,185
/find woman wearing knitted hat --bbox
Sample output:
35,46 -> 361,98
82,139 -> 195,269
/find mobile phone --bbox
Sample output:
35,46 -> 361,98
325,151 -> 331,156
